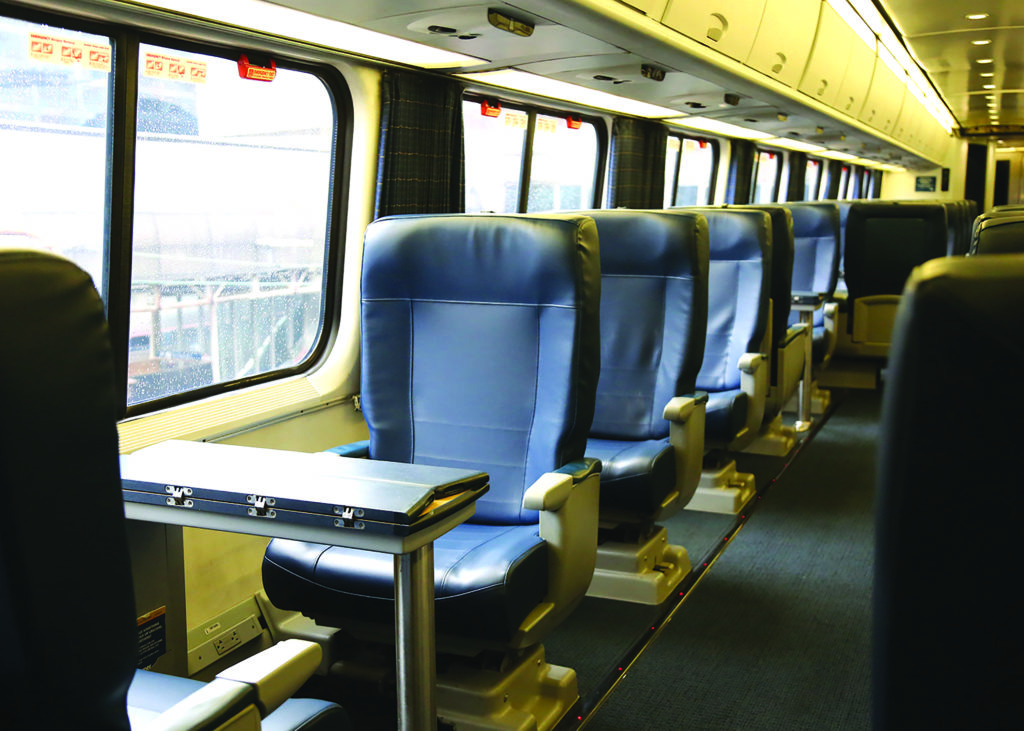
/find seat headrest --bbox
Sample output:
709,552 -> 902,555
583,209 -> 707,279
970,215 -> 1024,255
363,213 -> 598,307
781,202 -> 841,297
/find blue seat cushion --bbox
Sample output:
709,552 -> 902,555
704,389 -> 748,446
126,670 -> 350,730
585,437 -> 675,513
263,524 -> 548,644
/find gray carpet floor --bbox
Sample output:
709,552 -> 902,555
583,391 -> 878,730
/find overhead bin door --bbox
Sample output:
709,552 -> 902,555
746,0 -> 821,87
833,38 -> 876,118
621,0 -> 670,17
661,0 -> 769,62
859,62 -> 907,136
798,1 -> 854,107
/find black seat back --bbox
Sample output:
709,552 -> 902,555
875,254 -> 1024,729
0,250 -> 137,729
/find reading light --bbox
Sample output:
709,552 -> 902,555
972,39 -> 992,45
977,58 -> 994,63
966,14 -> 989,21
983,84 -> 996,89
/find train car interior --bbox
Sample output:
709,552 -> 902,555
1,0 -> 1019,728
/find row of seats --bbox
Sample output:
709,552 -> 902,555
969,202 -> 1024,254
259,202 -> 847,726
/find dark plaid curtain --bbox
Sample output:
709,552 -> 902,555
726,139 -> 756,203
786,151 -> 808,201
375,70 -> 465,218
824,159 -> 844,199
870,169 -> 883,199
606,117 -> 667,209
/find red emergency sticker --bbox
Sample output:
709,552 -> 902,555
29,33 -> 111,72
143,52 -> 207,84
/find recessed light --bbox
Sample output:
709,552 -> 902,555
978,58 -> 994,63
966,13 -> 990,21
972,39 -> 992,45
981,72 -> 995,77
983,84 -> 996,89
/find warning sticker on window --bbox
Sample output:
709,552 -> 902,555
142,51 -> 208,84
136,606 -> 167,670
29,33 -> 111,72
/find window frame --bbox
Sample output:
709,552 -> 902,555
750,147 -> 783,204
665,133 -> 719,207
462,92 -> 607,214
2,4 -> 351,419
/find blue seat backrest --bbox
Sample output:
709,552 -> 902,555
783,202 -> 840,297
686,208 -> 770,393
0,250 -> 137,729
585,210 -> 709,441
844,202 -> 947,300
970,214 -> 1024,255
359,214 -> 601,525
726,204 -> 793,349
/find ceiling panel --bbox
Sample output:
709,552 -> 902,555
883,0 -> 1024,138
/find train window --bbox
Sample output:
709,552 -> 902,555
526,113 -> 599,212
127,44 -> 335,406
463,100 -> 527,213
463,97 -> 602,213
0,15 -> 112,294
664,135 -> 717,206
751,149 -> 781,203
804,159 -> 822,201
838,165 -> 852,199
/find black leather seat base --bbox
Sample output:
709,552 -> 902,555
704,390 -> 748,447
263,524 -> 548,643
585,437 -> 675,513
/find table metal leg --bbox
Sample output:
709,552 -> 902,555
395,544 -> 437,731
795,311 -> 814,432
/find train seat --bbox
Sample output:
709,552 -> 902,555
969,213 -> 1024,254
682,208 -> 772,513
835,201 -> 947,359
579,209 -> 710,604
781,201 -> 842,413
725,204 -> 803,456
261,213 -> 602,730
874,254 -> 1023,729
0,249 -> 349,731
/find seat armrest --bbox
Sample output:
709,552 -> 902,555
324,440 -> 370,458
663,393 -> 708,512
823,301 -> 838,327
738,353 -> 765,373
145,640 -> 322,731
732,353 -> 768,450
779,323 -> 807,347
216,639 -> 322,715
512,460 -> 601,648
523,458 -> 601,511
144,678 -> 256,731
663,391 -> 709,422
553,458 -> 602,484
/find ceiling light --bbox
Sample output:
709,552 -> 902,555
977,58 -> 994,63
665,116 -> 774,140
972,39 -> 992,45
966,13 -> 990,21
983,84 -> 996,89
455,69 -> 684,118
129,0 -> 482,68
980,72 -> 994,77
759,137 -> 828,154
